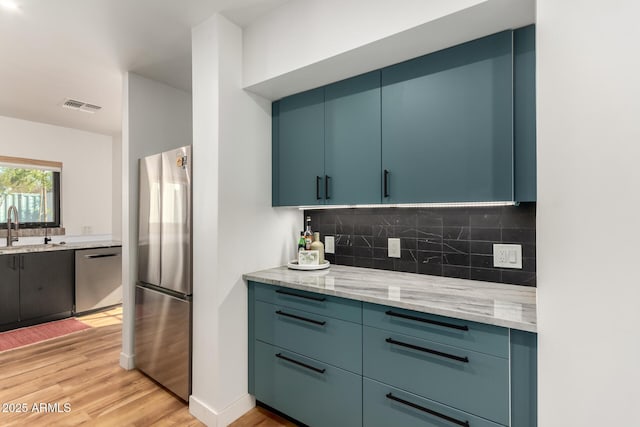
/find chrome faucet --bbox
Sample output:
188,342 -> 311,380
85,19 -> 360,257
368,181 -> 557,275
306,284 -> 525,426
6,205 -> 19,247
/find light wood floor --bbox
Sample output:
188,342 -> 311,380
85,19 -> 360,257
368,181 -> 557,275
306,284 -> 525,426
0,307 -> 203,427
0,307 -> 294,427
229,407 -> 297,427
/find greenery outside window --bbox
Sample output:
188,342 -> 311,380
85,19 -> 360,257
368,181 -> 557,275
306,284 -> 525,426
0,156 -> 61,228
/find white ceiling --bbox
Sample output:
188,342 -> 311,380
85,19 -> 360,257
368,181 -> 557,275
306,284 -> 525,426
0,0 -> 288,137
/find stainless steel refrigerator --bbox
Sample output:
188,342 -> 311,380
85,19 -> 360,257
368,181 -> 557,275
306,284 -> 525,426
135,145 -> 192,401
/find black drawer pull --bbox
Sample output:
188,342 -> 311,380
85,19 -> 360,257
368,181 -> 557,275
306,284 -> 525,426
275,353 -> 326,374
385,310 -> 469,331
276,310 -> 326,326
385,338 -> 469,363
276,289 -> 326,302
386,393 -> 470,427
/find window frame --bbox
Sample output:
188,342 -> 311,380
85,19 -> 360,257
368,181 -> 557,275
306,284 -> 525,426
0,156 -> 62,229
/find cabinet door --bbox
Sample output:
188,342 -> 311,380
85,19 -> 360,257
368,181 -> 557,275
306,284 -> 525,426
364,378 -> 504,427
382,30 -> 514,203
275,87 -> 325,206
325,71 -> 381,204
254,341 -> 362,427
20,251 -> 74,321
0,255 -> 20,325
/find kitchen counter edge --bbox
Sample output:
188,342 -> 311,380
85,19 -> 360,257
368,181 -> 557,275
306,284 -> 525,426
0,241 -> 122,255
243,265 -> 537,333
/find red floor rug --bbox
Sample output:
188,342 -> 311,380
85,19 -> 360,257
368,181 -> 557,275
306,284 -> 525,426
0,318 -> 91,352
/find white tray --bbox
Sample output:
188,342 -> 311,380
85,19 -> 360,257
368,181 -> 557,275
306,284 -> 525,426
287,260 -> 331,271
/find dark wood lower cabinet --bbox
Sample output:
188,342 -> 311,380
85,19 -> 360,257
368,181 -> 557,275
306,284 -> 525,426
0,250 -> 74,332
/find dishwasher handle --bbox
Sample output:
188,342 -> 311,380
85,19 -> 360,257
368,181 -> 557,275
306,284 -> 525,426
84,253 -> 120,259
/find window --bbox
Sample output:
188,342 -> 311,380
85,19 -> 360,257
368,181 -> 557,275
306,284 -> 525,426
0,156 -> 61,228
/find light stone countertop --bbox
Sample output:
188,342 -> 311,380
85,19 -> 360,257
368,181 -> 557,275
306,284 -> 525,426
0,240 -> 122,255
243,264 -> 537,332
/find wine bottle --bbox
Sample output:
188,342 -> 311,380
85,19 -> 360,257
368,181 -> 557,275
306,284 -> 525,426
304,216 -> 313,250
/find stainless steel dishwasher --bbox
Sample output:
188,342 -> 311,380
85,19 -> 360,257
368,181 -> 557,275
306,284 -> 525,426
75,246 -> 122,314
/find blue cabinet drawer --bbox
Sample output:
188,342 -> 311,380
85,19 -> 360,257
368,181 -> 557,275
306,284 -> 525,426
363,326 -> 509,425
251,281 -> 361,323
254,340 -> 362,427
255,300 -> 362,373
364,377 -> 505,427
363,302 -> 508,358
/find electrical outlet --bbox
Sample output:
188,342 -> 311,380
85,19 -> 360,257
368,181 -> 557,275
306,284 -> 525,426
325,236 -> 335,254
493,244 -> 522,269
388,238 -> 401,258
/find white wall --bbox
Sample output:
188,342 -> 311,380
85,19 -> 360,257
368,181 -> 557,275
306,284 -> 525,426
243,0 -> 481,85
188,1 -> 640,425
112,134 -> 122,240
242,0 -> 535,99
0,115 -> 112,238
190,14 -> 299,426
120,73 -> 193,369
536,1 -> 640,426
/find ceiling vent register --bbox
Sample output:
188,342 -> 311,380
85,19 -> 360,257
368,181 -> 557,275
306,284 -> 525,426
61,98 -> 102,114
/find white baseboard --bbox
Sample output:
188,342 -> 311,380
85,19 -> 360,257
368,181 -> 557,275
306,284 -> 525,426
218,394 -> 256,426
189,394 -> 256,427
119,352 -> 135,370
189,395 -> 218,427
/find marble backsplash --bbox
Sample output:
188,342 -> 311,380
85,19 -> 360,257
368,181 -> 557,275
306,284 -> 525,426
305,203 -> 536,286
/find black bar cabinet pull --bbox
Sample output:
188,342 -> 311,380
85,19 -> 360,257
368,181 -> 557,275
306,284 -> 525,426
384,169 -> 390,197
19,255 -> 24,270
276,353 -> 326,374
276,310 -> 326,326
316,176 -> 322,200
85,253 -> 119,259
385,310 -> 469,331
276,289 -> 326,302
325,175 -> 331,199
385,337 -> 469,363
11,255 -> 16,270
386,393 -> 470,427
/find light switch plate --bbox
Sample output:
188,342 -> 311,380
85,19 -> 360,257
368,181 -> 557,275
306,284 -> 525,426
325,236 -> 335,254
493,244 -> 522,269
388,238 -> 401,258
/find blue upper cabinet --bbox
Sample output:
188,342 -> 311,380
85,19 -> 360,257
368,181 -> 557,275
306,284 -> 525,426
272,27 -> 536,206
381,31 -> 514,203
514,25 -> 537,202
275,87 -> 325,206
325,71 -> 381,205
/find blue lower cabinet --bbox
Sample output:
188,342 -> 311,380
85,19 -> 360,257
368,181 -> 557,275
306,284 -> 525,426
364,378 -> 504,427
248,282 -> 536,426
254,341 -> 362,427
254,300 -> 362,374
510,330 -> 538,427
363,326 -> 509,425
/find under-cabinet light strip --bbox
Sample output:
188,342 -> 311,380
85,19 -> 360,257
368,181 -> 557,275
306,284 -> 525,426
295,201 -> 517,210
